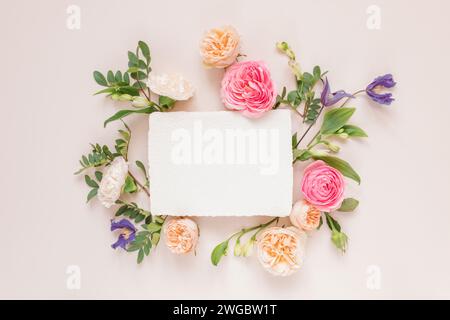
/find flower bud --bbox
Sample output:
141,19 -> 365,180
118,94 -> 132,101
326,142 -> 340,153
131,96 -> 150,108
276,42 -> 296,60
338,133 -> 349,139
234,241 -> 242,256
111,93 -> 120,101
276,41 -> 289,52
331,230 -> 348,253
242,238 -> 255,257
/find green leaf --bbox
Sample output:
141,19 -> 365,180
312,155 -> 361,184
320,108 -> 356,135
114,71 -> 123,83
117,86 -> 140,97
340,124 -> 368,137
138,41 -> 151,64
104,106 -> 158,127
159,96 -> 176,109
143,242 -> 151,256
107,70 -> 115,83
317,216 -> 323,230
137,248 -> 144,264
211,241 -> 229,266
86,188 -> 97,202
135,160 -> 147,176
338,198 -> 359,212
94,87 -> 115,95
287,90 -> 301,107
123,72 -> 130,84
145,223 -> 161,233
127,67 -> 140,74
93,71 -> 108,87
94,171 -> 103,182
124,175 -> 137,193
84,175 -> 99,188
291,133 -> 298,149
151,232 -> 160,246
128,51 -> 139,66
325,213 -> 341,232
115,205 -> 128,217
293,149 -> 313,162
130,71 -> 147,80
154,216 -> 164,224
313,66 -> 321,79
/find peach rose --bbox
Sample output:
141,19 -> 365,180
301,160 -> 345,212
256,227 -> 307,276
290,200 -> 321,231
163,217 -> 199,254
221,61 -> 276,118
200,26 -> 240,68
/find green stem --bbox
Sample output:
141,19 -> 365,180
128,170 -> 150,197
228,217 -> 279,241
295,89 -> 366,151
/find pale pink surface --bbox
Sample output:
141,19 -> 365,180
300,160 -> 345,212
220,61 -> 276,118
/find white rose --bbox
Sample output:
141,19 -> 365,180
148,73 -> 194,101
256,227 -> 307,276
97,157 -> 128,208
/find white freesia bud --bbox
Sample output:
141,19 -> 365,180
118,94 -> 132,101
148,73 -> 194,101
256,227 -> 307,276
97,157 -> 128,208
131,96 -> 149,108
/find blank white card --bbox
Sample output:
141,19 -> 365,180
148,110 -> 292,216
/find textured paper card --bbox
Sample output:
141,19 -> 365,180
148,110 -> 292,216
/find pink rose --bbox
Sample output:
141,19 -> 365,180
220,61 -> 276,118
300,160 -> 345,212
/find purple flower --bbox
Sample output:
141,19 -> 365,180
320,78 -> 353,107
110,219 -> 136,250
365,74 -> 396,105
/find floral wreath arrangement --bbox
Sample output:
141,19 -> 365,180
76,26 -> 396,276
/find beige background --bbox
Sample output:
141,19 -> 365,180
1,0 -> 449,299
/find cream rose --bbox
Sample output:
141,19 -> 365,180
290,200 -> 321,231
256,227 -> 307,276
163,217 -> 199,254
147,73 -> 194,101
200,26 -> 240,68
97,157 -> 128,208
